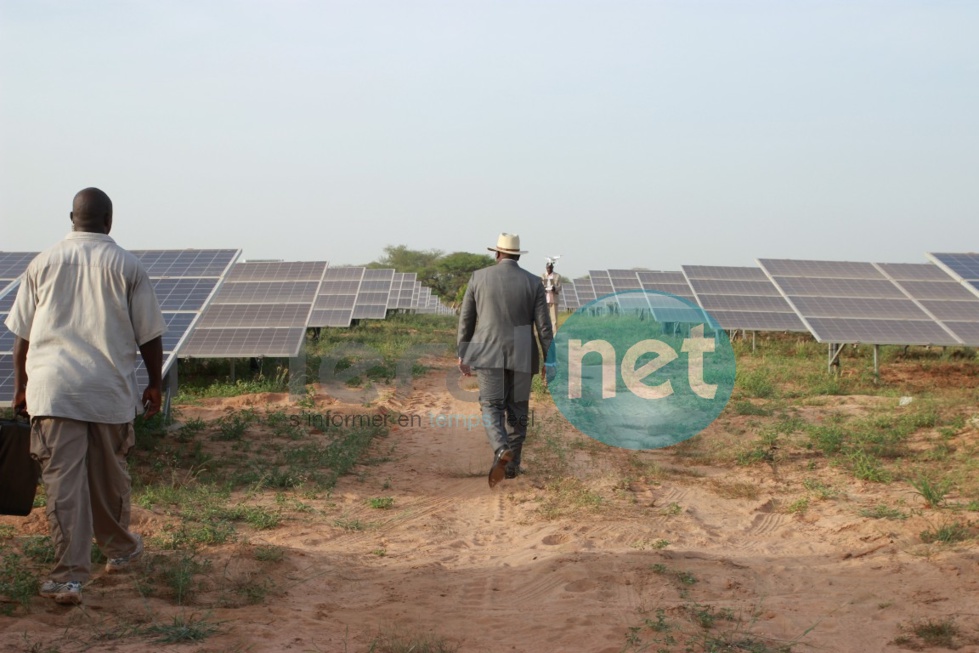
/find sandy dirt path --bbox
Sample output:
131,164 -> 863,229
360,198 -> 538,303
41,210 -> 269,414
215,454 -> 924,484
2,359 -> 979,652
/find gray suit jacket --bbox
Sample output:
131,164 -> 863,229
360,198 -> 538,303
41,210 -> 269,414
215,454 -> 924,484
457,259 -> 554,373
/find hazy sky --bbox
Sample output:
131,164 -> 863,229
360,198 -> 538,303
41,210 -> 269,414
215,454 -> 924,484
1,1 -> 977,278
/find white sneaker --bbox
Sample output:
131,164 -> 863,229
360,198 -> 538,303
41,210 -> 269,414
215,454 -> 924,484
105,534 -> 144,573
39,580 -> 82,605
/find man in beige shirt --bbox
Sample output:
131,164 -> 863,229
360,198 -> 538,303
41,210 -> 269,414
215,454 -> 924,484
4,187 -> 166,605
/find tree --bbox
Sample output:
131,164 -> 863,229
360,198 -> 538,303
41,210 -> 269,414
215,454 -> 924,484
367,246 -> 492,302
433,251 -> 494,301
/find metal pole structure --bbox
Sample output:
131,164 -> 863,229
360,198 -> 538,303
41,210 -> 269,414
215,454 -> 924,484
230,359 -> 236,383
752,330 -> 756,353
162,364 -> 177,423
873,344 -> 880,382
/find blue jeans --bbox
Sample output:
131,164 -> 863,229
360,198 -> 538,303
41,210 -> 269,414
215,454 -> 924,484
476,368 -> 533,466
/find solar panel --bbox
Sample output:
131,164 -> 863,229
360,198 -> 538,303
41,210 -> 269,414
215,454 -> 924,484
927,253 -> 979,300
759,258 -> 960,346
397,273 -> 417,309
180,327 -> 307,358
182,260 -> 325,358
683,265 -> 808,333
563,282 -> 579,310
683,266 -> 769,282
196,304 -> 313,328
219,281 -> 322,304
387,273 -> 405,310
574,278 -> 596,305
152,278 -> 220,311
876,262 -> 979,346
0,252 -> 37,285
758,259 -> 882,280
608,270 -> 642,290
136,249 -> 242,387
308,266 -> 364,327
132,249 -> 240,278
0,355 -> 12,404
927,253 -> 979,281
603,270 -> 651,313
635,270 -> 696,300
411,280 -> 421,309
352,269 -> 394,319
588,270 -> 615,299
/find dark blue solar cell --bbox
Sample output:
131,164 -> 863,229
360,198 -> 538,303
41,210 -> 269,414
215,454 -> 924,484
931,253 -> 979,281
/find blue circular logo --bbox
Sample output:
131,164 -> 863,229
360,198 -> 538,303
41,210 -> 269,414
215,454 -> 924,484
547,290 -> 736,450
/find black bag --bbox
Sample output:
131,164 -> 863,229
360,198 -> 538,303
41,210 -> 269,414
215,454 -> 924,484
0,418 -> 40,516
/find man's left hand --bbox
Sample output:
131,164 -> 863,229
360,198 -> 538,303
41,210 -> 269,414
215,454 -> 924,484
142,386 -> 162,419
543,362 -> 557,382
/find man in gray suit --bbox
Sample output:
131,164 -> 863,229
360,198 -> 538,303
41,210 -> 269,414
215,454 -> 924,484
458,233 -> 554,487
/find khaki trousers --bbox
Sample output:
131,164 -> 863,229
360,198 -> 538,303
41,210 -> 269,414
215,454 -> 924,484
548,302 -> 559,331
30,417 -> 138,583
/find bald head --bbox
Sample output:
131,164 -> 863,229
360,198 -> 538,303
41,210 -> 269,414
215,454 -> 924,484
71,187 -> 113,233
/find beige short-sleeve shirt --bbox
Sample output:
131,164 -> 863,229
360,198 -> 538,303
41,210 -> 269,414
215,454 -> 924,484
4,232 -> 166,424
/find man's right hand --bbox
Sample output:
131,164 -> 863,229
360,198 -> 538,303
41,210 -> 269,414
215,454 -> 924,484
142,386 -> 162,419
13,389 -> 28,418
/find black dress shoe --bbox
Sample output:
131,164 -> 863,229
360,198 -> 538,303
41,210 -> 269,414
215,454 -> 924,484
488,447 -> 513,488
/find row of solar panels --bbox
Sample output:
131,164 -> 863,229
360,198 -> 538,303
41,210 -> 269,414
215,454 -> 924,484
560,253 -> 979,347
0,250 -> 453,406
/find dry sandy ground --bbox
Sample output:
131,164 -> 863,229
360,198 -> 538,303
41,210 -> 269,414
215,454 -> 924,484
2,358 -> 979,653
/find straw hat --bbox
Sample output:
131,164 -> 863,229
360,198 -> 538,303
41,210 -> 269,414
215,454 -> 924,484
488,233 -> 528,255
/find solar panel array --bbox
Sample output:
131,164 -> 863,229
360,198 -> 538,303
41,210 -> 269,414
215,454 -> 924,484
683,265 -> 808,332
1,249 -> 240,407
182,260 -> 325,358
758,259 -> 960,346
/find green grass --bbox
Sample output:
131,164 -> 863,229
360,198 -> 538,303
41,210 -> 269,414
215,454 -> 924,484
366,629 -> 459,653
334,517 -> 371,531
368,496 -> 395,509
910,618 -> 959,648
0,550 -> 39,613
859,504 -> 909,520
144,613 -> 220,644
910,476 -> 952,508
920,521 -> 971,544
254,545 -> 285,563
